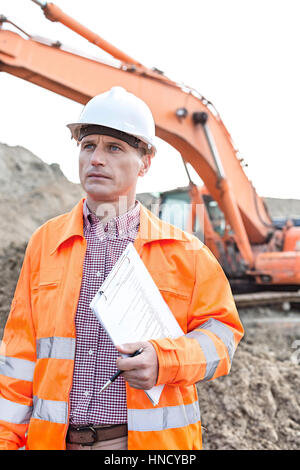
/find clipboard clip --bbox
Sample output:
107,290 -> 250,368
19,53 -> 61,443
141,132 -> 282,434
98,290 -> 107,301
90,290 -> 106,311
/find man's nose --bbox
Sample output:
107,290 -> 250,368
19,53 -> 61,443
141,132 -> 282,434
90,146 -> 106,166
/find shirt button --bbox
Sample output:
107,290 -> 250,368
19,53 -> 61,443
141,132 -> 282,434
96,271 -> 101,277
88,349 -> 94,355
84,391 -> 90,397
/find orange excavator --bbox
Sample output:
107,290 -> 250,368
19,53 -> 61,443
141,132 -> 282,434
1,0 -> 300,292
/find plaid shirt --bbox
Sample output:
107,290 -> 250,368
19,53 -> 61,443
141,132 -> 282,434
69,200 -> 140,426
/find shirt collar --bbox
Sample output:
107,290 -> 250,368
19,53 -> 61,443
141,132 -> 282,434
83,199 -> 140,238
50,198 -> 192,255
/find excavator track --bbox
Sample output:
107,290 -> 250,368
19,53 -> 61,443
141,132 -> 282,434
234,290 -> 300,309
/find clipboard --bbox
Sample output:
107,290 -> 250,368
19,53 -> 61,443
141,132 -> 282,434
90,242 -> 184,405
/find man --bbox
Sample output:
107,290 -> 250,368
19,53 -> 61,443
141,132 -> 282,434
0,87 -> 244,450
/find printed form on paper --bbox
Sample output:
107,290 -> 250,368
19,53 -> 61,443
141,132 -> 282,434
90,242 -> 184,405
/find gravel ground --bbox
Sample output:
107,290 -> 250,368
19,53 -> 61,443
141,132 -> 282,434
199,309 -> 300,450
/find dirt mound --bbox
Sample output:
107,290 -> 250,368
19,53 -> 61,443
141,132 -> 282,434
264,197 -> 300,218
0,242 -> 27,339
0,143 -> 84,249
198,315 -> 300,449
0,143 -> 84,332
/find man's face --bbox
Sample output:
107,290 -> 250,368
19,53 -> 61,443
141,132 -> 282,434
79,134 -> 150,206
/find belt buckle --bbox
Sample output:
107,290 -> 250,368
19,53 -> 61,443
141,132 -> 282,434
78,425 -> 98,446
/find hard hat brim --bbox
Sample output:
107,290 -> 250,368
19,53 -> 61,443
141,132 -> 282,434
67,122 -> 156,154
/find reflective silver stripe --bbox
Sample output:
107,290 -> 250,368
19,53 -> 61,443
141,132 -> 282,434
32,396 -> 68,424
0,356 -> 35,382
0,397 -> 32,424
36,337 -> 75,360
128,402 -> 200,432
186,330 -> 219,380
200,318 -> 235,362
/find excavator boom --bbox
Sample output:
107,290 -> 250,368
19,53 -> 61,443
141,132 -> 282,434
0,3 -> 275,270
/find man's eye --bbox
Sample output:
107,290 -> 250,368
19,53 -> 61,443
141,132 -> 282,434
83,143 -> 95,150
109,144 -> 122,152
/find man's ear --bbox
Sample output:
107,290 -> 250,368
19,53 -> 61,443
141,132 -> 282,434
138,155 -> 151,177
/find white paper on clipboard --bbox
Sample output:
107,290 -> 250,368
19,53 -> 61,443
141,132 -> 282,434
90,242 -> 184,406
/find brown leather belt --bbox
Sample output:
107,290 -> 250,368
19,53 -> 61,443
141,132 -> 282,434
67,424 -> 128,446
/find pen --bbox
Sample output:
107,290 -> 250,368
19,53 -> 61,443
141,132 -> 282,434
99,347 -> 144,394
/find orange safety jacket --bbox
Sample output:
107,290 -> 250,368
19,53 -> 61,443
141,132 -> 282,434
0,198 -> 243,450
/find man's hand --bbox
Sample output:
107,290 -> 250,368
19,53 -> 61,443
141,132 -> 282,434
116,342 -> 158,390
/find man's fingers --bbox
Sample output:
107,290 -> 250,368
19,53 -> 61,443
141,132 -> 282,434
115,341 -> 158,389
116,343 -> 146,371
116,342 -> 145,355
121,370 -> 154,390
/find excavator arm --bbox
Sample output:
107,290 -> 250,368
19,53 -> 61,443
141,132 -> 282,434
0,2 -> 274,269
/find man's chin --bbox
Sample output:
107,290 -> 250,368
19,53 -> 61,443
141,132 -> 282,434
83,183 -> 113,199
86,192 -> 116,202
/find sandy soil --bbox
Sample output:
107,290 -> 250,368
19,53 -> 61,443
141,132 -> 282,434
198,312 -> 300,449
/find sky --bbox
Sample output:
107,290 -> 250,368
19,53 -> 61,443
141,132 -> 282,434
1,0 -> 300,199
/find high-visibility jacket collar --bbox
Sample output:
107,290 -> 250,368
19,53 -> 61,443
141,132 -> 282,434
50,197 -> 191,255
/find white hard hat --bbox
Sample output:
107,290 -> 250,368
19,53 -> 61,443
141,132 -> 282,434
67,86 -> 156,154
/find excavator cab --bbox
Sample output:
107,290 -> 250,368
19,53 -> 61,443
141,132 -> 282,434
202,194 -> 226,238
156,185 -> 249,281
